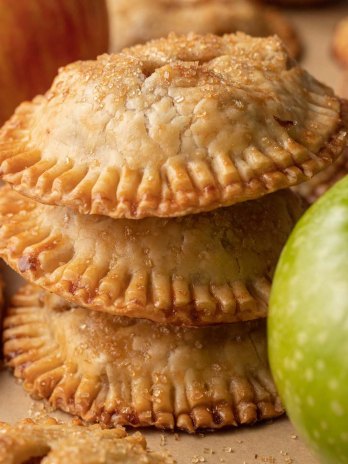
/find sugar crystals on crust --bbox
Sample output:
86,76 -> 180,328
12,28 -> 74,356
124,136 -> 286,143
0,33 -> 345,219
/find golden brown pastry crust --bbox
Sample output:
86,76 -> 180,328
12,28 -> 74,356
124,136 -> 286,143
0,34 -> 345,219
333,17 -> 348,69
107,0 -> 301,58
3,285 -> 284,432
0,417 -> 174,463
0,186 -> 304,326
293,150 -> 348,203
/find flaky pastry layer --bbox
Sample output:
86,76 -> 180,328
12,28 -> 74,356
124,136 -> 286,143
0,417 -> 174,464
3,285 -> 284,432
0,33 -> 345,218
107,0 -> 301,58
0,187 -> 304,325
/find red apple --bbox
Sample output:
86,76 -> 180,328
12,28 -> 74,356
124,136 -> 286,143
0,0 -> 109,124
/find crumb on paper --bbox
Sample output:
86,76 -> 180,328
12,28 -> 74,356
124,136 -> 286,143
222,446 -> 233,453
203,447 -> 215,455
28,400 -> 51,420
191,455 -> 206,463
260,457 -> 276,463
253,456 -> 278,463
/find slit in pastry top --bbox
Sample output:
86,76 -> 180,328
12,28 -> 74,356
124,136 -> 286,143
0,33 -> 345,219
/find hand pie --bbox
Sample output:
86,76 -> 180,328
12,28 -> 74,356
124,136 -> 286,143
0,33 -> 345,219
0,186 -> 304,326
293,151 -> 348,204
3,285 -> 284,432
0,418 -> 174,463
333,17 -> 348,69
106,0 -> 301,58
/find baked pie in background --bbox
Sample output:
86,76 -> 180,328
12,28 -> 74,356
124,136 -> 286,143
3,285 -> 284,432
293,101 -> 348,204
106,0 -> 301,57
0,186 -> 304,325
0,34 -> 344,219
332,17 -> 348,69
0,417 -> 174,463
293,151 -> 348,204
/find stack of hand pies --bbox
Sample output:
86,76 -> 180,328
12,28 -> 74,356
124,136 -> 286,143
0,33 -> 346,433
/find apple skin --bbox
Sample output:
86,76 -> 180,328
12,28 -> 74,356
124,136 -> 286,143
0,0 -> 108,124
268,175 -> 348,464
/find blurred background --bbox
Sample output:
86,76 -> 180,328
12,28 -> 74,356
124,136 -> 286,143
1,0 -> 347,126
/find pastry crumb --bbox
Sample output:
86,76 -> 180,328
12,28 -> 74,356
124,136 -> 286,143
222,446 -> 233,453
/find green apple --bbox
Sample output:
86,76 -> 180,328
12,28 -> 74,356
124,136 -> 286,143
268,175 -> 348,464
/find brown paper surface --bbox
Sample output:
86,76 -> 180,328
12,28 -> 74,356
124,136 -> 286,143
1,3 -> 348,462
